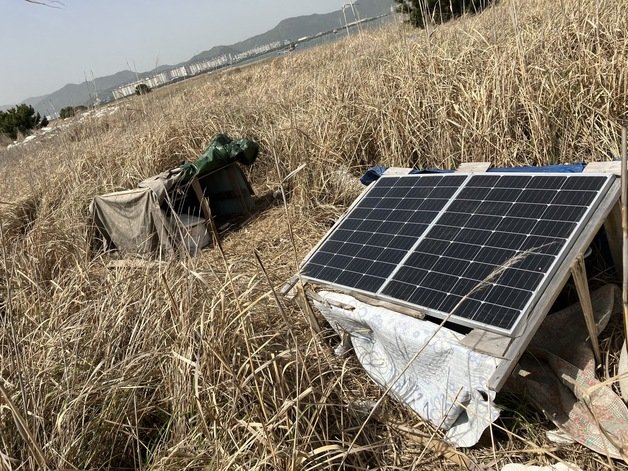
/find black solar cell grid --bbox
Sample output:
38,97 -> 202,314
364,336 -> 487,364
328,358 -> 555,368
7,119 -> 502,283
301,173 -> 612,333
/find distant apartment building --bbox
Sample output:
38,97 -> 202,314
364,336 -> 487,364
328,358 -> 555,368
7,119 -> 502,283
187,60 -> 210,76
112,82 -> 139,100
169,66 -> 188,80
233,41 -> 290,62
111,40 -> 293,102
145,72 -> 169,89
188,55 -> 229,75
112,71 -> 173,100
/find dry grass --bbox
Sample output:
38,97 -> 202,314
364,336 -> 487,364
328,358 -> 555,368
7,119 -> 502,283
1,0 -> 627,468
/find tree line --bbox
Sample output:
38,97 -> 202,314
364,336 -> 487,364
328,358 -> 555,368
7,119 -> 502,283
0,104 -> 48,140
395,0 -> 494,27
59,105 -> 88,119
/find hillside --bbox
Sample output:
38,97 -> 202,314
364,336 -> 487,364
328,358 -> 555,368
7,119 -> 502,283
205,0 -> 394,56
1,0 -> 627,469
34,70 -> 139,116
5,0 -> 394,117
0,94 -> 46,113
185,45 -> 243,65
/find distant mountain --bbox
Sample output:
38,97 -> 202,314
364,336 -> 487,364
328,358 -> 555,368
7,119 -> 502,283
29,70 -> 171,117
230,0 -> 392,53
34,71 -> 137,116
1,94 -> 47,112
8,0 -> 394,117
187,0 -> 393,66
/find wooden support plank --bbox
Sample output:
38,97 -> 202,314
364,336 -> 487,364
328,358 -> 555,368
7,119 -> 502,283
456,162 -> 491,173
307,282 -> 427,321
489,179 -> 621,390
107,259 -> 163,269
191,177 -> 221,250
280,275 -> 299,300
586,161 -> 622,279
619,126 -> 628,399
461,329 -> 512,358
604,202 -> 623,280
309,285 -> 512,357
570,255 -> 602,363
307,290 -> 357,311
583,161 -> 622,176
295,283 -> 322,334
384,167 -> 413,176
350,292 -> 426,320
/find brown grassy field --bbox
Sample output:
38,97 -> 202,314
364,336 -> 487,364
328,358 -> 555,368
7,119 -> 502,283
1,0 -> 627,469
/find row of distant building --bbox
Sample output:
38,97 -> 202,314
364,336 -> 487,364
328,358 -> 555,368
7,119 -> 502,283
112,12 -> 396,102
112,40 -> 292,100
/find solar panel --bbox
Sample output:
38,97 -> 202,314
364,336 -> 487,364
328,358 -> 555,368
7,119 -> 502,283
301,173 -> 614,335
302,175 -> 467,292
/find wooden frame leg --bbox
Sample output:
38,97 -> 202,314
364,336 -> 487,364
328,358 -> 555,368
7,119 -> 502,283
570,255 -> 602,363
603,201 -> 623,281
191,176 -> 222,250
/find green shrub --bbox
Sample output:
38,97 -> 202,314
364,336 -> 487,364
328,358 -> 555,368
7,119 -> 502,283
59,106 -> 88,119
0,104 -> 48,139
59,106 -> 76,119
135,83 -> 152,95
395,0 -> 494,27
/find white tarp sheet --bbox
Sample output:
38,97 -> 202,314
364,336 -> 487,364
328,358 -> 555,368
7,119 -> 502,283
313,291 -> 500,447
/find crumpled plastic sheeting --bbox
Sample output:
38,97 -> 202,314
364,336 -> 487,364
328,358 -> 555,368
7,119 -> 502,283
508,284 -> 628,460
313,291 -> 500,447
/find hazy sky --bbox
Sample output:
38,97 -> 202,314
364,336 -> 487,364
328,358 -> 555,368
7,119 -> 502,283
0,0 -> 347,105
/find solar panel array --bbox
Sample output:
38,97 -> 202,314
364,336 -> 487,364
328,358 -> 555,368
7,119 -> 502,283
302,173 -> 613,334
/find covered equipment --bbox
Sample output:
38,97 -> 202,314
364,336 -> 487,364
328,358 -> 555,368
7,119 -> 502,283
90,134 -> 258,257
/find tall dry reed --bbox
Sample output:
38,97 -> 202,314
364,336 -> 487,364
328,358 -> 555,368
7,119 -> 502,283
0,0 -> 627,468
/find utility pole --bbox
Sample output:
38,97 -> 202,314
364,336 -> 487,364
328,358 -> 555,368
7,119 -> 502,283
342,1 -> 363,35
349,1 -> 362,33
341,4 -> 351,35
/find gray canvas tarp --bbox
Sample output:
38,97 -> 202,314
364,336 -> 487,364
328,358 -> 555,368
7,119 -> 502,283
90,171 -> 181,257
90,134 -> 259,257
90,163 -> 255,257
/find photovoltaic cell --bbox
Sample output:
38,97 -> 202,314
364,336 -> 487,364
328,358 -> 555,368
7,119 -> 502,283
301,173 -> 613,334
302,174 -> 467,292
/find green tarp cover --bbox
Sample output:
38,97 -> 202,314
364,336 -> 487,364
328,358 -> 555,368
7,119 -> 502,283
180,134 -> 259,181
